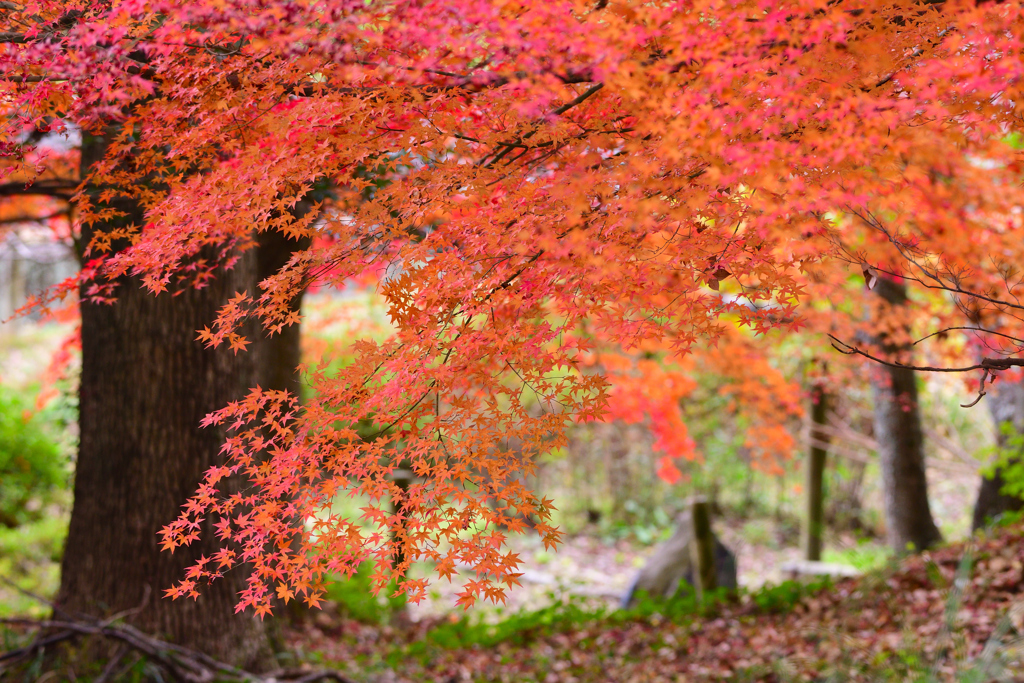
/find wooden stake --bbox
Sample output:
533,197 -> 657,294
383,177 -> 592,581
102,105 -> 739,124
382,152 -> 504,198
689,497 -> 716,601
802,384 -> 829,561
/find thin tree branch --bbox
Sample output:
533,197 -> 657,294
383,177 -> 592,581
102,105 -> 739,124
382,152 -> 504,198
550,83 -> 604,116
0,73 -> 69,82
842,208 -> 1024,313
828,335 -> 1024,407
913,326 -> 1024,348
829,334 -> 1024,374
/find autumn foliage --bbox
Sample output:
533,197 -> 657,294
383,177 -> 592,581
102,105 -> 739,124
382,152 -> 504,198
2,0 -> 1024,614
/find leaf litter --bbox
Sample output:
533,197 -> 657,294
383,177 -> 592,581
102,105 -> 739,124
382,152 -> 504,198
285,522 -> 1024,682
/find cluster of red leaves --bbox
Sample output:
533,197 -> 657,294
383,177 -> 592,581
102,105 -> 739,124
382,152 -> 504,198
585,325 -> 806,485
291,524 -> 1024,683
697,327 -> 805,475
4,0 -> 1024,614
584,344 -> 699,485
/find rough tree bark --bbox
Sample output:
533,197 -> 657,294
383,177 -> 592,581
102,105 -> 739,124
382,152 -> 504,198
56,131 -> 274,669
869,277 -> 942,553
972,377 -> 1024,531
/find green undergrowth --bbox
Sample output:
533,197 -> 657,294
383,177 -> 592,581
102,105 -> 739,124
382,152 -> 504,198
323,561 -> 408,625
0,386 -> 70,529
823,539 -> 894,573
392,576 -> 834,666
0,383 -> 74,619
0,514 -> 67,618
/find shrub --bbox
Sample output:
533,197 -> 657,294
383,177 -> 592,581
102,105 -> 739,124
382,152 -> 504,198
323,561 -> 408,625
0,386 -> 66,529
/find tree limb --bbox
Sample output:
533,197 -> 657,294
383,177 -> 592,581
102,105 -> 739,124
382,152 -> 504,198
0,179 -> 78,198
828,334 -> 1024,374
828,334 -> 1024,407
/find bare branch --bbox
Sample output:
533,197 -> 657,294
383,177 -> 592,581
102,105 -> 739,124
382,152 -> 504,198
551,83 -> 604,116
913,325 -> 1024,349
0,73 -> 72,82
829,334 -> 1024,374
0,209 -> 69,225
841,208 -> 1024,313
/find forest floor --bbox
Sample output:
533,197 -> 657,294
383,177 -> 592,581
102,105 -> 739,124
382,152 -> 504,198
398,521 -> 836,625
0,322 -> 997,682
392,459 -> 977,626
283,520 -> 1024,682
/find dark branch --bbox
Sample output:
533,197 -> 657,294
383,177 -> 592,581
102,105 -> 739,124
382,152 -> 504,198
843,207 -> 1024,314
828,334 -> 1024,407
551,83 -> 604,116
0,209 -> 69,225
829,334 -> 1024,374
913,325 -> 1024,349
0,179 -> 79,198
0,617 -> 355,683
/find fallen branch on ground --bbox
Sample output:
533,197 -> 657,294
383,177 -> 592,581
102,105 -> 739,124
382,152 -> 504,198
0,616 -> 354,683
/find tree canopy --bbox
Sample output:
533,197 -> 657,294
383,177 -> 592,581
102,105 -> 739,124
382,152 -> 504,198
2,0 -> 1023,615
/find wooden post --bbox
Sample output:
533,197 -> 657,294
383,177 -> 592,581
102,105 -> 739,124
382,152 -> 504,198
390,466 -> 414,573
388,465 -> 414,628
689,497 -> 716,601
802,384 -> 829,561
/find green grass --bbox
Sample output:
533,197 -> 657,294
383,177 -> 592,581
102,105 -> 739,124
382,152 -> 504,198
0,512 -> 68,617
323,561 -> 408,625
823,541 -> 893,573
392,576 -> 834,666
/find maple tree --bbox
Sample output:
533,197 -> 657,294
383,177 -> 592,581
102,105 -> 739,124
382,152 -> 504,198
1,133 -> 307,666
2,0 -> 1024,626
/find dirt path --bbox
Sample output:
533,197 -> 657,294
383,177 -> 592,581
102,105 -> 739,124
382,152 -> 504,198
406,520 -> 853,623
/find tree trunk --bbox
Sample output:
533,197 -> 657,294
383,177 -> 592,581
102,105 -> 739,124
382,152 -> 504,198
56,131 -> 273,669
868,277 -> 942,553
972,378 -> 1024,531
255,226 -> 311,399
802,384 -> 828,561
